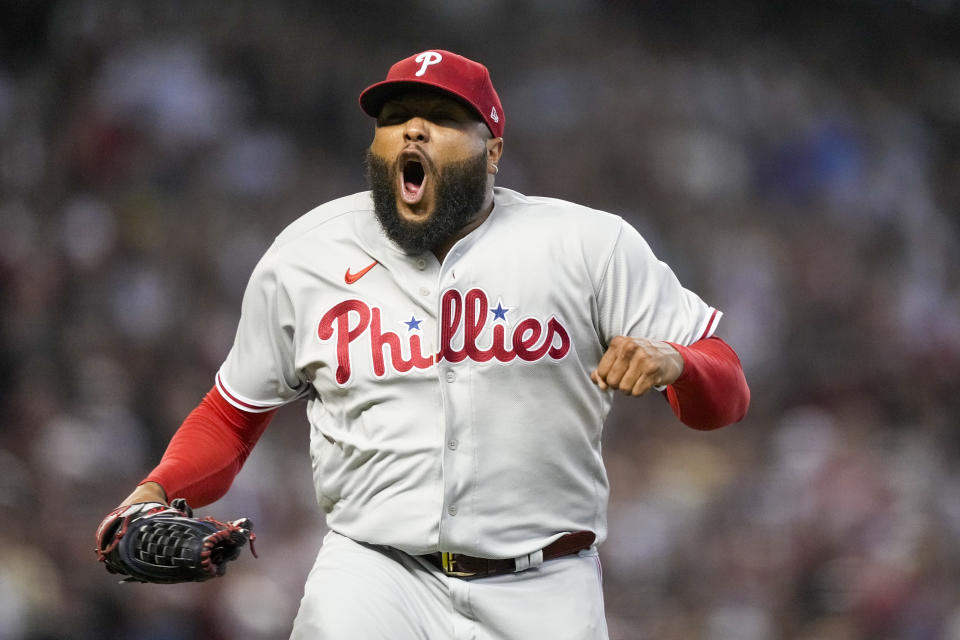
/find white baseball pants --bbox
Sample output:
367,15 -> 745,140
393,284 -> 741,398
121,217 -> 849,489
289,530 -> 609,640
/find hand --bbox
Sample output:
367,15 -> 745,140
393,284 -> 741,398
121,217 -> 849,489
590,336 -> 683,396
118,481 -> 168,507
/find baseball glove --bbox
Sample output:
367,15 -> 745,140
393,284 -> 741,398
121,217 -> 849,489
95,498 -> 256,584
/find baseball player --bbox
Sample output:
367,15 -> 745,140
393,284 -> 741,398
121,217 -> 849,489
98,50 -> 750,639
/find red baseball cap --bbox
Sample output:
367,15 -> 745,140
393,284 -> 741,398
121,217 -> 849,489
359,50 -> 504,138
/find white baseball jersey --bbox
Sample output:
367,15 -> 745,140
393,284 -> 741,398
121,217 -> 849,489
216,187 -> 720,559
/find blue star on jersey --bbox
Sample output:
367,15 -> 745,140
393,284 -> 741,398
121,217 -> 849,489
491,302 -> 509,321
404,315 -> 423,331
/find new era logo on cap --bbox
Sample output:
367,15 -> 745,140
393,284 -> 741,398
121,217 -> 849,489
359,50 -> 505,138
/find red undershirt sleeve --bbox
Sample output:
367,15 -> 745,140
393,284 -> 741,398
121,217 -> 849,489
141,386 -> 277,507
663,336 -> 750,431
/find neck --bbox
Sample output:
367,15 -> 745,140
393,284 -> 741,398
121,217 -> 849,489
431,187 -> 495,262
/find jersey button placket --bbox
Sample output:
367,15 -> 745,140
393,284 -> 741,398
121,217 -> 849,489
437,251 -> 471,547
441,369 -> 462,528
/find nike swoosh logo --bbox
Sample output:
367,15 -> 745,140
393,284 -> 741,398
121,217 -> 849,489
344,260 -> 378,284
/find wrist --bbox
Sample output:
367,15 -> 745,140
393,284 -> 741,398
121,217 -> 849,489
660,341 -> 685,386
120,481 -> 168,507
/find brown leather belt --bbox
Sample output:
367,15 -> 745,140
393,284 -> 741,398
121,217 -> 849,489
425,531 -> 596,579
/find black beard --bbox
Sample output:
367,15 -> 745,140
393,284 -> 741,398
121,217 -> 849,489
365,148 -> 488,255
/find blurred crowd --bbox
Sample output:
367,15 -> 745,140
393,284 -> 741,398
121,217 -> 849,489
1,1 -> 959,639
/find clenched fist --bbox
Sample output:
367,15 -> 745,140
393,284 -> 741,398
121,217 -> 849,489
590,336 -> 683,396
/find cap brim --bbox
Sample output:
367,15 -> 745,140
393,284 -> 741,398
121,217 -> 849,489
359,80 -> 486,128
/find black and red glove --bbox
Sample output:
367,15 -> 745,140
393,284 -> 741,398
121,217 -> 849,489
95,498 -> 256,584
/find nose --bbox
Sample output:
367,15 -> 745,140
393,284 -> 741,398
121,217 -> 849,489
403,117 -> 429,143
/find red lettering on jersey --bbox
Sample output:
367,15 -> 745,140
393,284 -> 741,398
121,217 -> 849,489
407,334 -> 434,370
437,288 -> 571,365
318,289 -> 571,384
370,307 -> 407,375
438,289 -> 467,363
513,318 -> 545,360
317,300 -> 370,384
369,307 -> 433,375
464,289 -> 494,362
546,317 -> 572,359
491,323 -> 514,362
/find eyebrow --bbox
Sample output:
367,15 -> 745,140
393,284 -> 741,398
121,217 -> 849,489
382,105 -> 475,127
383,93 -> 471,113
383,101 -> 453,113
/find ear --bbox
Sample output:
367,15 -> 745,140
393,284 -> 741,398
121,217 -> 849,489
486,137 -> 504,175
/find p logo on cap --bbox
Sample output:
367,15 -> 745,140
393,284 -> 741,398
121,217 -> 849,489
359,49 -> 505,139
414,51 -> 443,76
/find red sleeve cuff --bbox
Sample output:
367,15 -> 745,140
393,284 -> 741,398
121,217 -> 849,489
663,337 -> 750,430
143,386 -> 276,506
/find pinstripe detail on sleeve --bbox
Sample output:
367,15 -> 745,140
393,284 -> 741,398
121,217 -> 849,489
215,371 -> 294,413
696,308 -> 723,341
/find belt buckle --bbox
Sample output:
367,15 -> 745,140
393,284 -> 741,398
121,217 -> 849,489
441,552 -> 477,578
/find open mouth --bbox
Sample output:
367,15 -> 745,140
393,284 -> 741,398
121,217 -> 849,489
400,157 -> 428,205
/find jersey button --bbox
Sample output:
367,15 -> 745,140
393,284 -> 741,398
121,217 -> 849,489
445,371 -> 456,383
447,439 -> 458,450
419,286 -> 430,296
416,258 -> 427,270
447,505 -> 458,516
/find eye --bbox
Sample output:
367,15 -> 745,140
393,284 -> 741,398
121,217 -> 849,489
377,110 -> 410,127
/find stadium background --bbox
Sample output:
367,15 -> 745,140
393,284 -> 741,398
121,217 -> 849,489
1,1 -> 959,638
